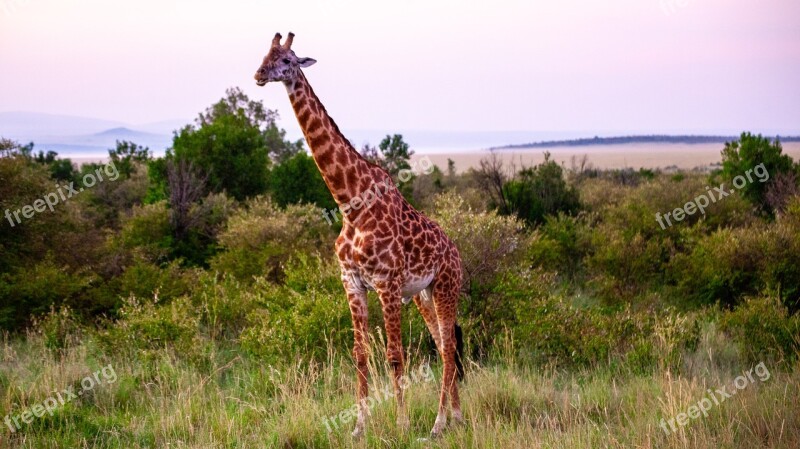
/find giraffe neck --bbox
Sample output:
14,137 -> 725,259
286,72 -> 368,207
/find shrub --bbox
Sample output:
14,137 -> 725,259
514,297 -> 646,368
190,272 -> 261,340
502,152 -> 580,226
432,191 -> 530,293
98,295 -> 206,363
669,205 -> 800,311
528,212 -> 593,275
720,294 -> 800,365
210,197 -> 336,282
29,305 -> 83,352
239,256 -> 353,362
720,132 -> 796,213
112,259 -> 197,305
113,201 -> 174,264
0,259 -> 94,331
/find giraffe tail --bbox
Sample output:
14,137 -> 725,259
455,323 -> 465,381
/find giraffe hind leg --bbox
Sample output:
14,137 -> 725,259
430,282 -> 461,437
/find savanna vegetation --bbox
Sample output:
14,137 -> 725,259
1,89 -> 799,448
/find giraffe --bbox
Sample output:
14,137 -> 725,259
254,32 -> 464,438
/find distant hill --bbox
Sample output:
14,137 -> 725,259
490,135 -> 800,150
0,112 -> 182,157
0,111 -> 126,138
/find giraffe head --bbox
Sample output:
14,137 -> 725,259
254,32 -> 316,86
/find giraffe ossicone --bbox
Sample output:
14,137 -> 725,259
254,32 -> 465,439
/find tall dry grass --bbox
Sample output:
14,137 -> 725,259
1,324 -> 798,449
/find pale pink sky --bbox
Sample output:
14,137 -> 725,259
1,0 -> 799,135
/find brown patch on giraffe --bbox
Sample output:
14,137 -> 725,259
307,117 -> 323,134
329,167 -> 346,190
309,133 -> 330,148
297,109 -> 312,125
337,150 -> 351,166
316,150 -> 334,170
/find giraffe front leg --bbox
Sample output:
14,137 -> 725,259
377,282 -> 409,431
344,280 -> 369,438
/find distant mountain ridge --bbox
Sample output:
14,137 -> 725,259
491,134 -> 800,150
0,112 -> 182,157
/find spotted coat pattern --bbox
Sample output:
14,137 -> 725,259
255,32 -> 463,438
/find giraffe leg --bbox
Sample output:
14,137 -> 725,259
412,288 -> 442,354
430,282 -> 462,438
343,279 -> 369,438
376,282 -> 408,430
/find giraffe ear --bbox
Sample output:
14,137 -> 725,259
297,57 -> 317,68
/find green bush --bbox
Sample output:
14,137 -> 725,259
514,298 -> 700,371
239,256 -> 352,363
514,297 -> 644,367
190,272 -> 261,340
98,295 -> 206,362
502,153 -> 580,226
528,212 -> 592,275
30,305 -> 84,352
113,201 -> 174,264
721,294 -> 799,365
432,192 -> 551,354
669,204 -> 800,310
720,132 -> 796,213
0,259 -> 94,331
112,259 -> 196,305
210,197 -> 336,282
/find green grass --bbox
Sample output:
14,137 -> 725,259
1,328 -> 798,449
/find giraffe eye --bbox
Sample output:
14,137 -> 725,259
282,58 -> 291,64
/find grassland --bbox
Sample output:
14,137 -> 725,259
1,323 -> 798,449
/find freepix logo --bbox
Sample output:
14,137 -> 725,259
4,161 -> 120,228
655,163 -> 769,230
4,364 -> 118,433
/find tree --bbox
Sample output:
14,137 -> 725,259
378,134 -> 414,178
473,151 -> 510,212
269,152 -> 335,212
265,122 -> 305,164
360,143 -> 382,166
721,132 -> 796,213
167,159 -> 207,241
169,87 -> 276,200
109,140 -> 151,179
502,152 -> 580,226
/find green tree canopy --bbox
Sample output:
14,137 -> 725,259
379,134 -> 414,178
721,132 -> 796,213
502,152 -> 580,226
168,87 -> 299,201
268,152 -> 335,212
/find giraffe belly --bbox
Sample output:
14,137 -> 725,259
401,272 -> 435,298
